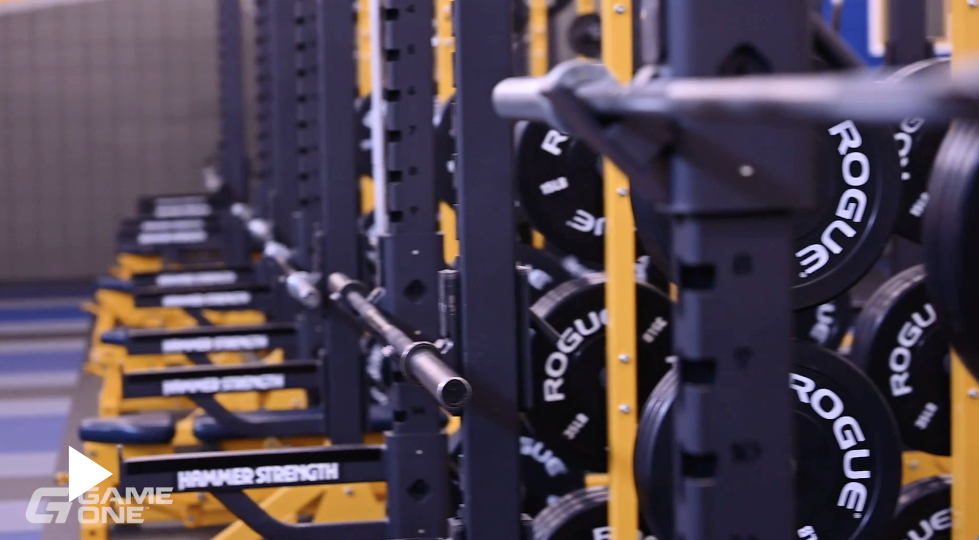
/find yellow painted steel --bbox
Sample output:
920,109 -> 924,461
601,0 -> 638,539
585,473 -> 610,487
950,8 -> 979,537
436,0 -> 455,98
529,0 -> 549,77
952,353 -> 979,540
357,0 -> 372,97
435,0 -> 460,264
528,0 -> 548,249
358,0 -> 375,215
902,451 -> 952,485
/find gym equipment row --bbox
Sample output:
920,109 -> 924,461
62,0 -> 979,538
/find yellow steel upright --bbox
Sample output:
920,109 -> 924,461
601,0 -> 638,538
529,0 -> 549,76
950,3 -> 979,539
436,0 -> 460,264
528,0 -> 549,249
357,0 -> 374,214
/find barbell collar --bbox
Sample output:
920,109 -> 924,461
401,341 -> 471,412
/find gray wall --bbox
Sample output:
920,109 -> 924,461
0,0 -> 221,281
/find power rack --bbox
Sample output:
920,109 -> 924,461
453,0 -> 526,538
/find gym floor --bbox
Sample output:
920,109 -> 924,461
0,289 -> 89,540
0,287 -> 220,540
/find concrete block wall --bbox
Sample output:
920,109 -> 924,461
0,0 -> 222,281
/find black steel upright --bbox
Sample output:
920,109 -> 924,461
292,0 -> 321,272
217,0 -> 249,203
378,0 -> 451,536
886,0 -> 932,65
665,2 -> 810,540
267,0 -> 300,246
317,0 -> 365,444
454,2 -> 523,540
253,0 -> 273,220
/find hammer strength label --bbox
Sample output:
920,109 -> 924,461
137,230 -> 208,246
161,334 -> 270,354
155,271 -> 238,287
139,219 -> 205,232
153,203 -> 212,219
161,291 -> 252,308
176,463 -> 340,491
161,373 -> 286,396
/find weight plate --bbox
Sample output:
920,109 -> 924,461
881,475 -> 951,540
792,119 -> 902,309
516,243 -> 575,303
519,429 -> 587,516
532,486 -> 653,540
567,13 -> 601,59
355,97 -> 372,179
635,341 -> 902,540
434,95 -> 457,205
888,59 -> 950,243
849,265 -> 949,456
795,292 -> 852,351
527,274 -> 673,472
789,59 -> 903,309
516,122 -> 648,267
922,122 -> 979,381
448,425 -> 586,517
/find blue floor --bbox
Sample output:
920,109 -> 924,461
0,297 -> 88,540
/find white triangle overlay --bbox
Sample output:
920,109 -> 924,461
68,446 -> 113,501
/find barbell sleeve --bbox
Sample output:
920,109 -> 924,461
230,202 -> 254,221
248,218 -> 273,243
401,342 -> 472,411
286,272 -> 321,309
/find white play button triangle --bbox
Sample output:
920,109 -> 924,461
68,446 -> 112,501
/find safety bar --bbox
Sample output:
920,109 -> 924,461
491,59 -> 979,129
327,272 -> 472,412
